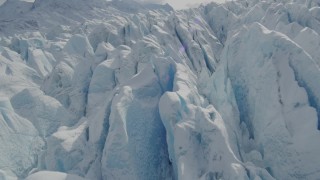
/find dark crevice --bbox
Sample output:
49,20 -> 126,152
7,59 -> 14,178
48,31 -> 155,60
287,12 -> 292,23
154,63 -> 175,93
83,66 -> 94,117
83,87 -> 88,117
174,26 -> 196,72
113,69 -> 118,86
167,64 -> 175,92
275,69 -> 293,136
97,95 -> 113,150
134,61 -> 138,75
288,60 -> 320,130
85,127 -> 89,141
5,65 -> 13,75
196,39 -> 215,74
226,46 -> 254,139
232,84 -> 255,139
266,167 -> 275,178
122,26 -> 126,45
276,71 -> 284,105
244,167 -> 251,179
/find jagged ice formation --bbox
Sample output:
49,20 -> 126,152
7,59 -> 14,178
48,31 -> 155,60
1,0 -> 320,179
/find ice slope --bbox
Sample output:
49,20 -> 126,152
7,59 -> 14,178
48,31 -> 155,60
25,171 -> 86,180
220,22 -> 320,179
1,0 -> 320,179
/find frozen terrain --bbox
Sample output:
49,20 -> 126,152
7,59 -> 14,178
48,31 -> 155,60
0,0 -> 320,179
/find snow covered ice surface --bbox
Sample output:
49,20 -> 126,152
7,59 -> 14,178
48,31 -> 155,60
1,0 -> 320,179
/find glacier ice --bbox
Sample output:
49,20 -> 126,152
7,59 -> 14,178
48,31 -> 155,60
25,171 -> 86,180
1,0 -> 320,179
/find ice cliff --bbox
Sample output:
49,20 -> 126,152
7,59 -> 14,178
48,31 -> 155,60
1,0 -> 320,179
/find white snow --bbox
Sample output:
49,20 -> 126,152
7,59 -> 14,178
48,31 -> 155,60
0,0 -> 320,179
25,171 -> 86,180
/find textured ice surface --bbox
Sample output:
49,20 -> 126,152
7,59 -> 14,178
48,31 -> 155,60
1,0 -> 320,179
25,171 -> 86,180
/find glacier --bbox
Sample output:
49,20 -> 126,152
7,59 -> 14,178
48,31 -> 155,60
1,0 -> 320,179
